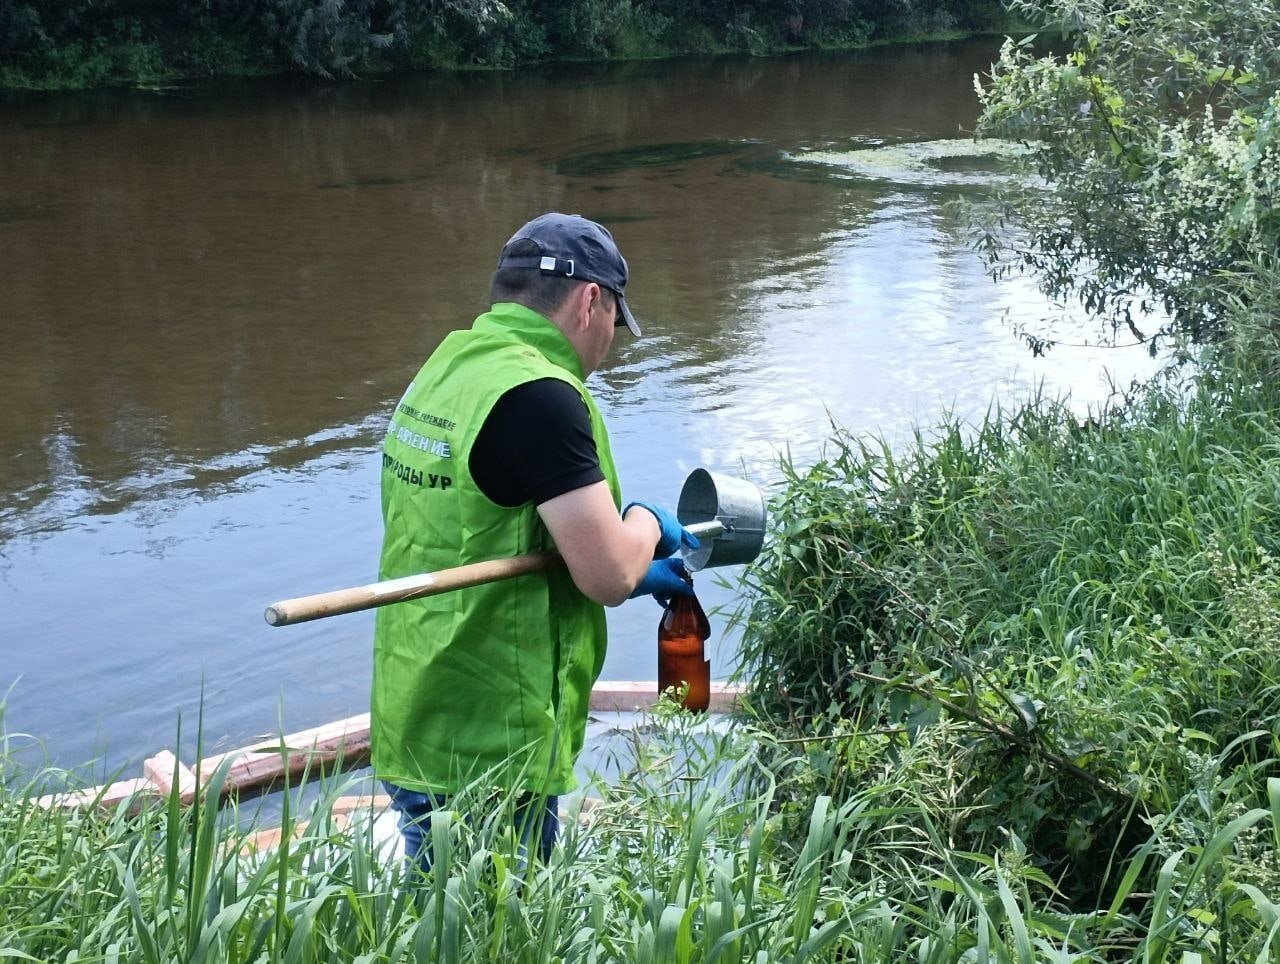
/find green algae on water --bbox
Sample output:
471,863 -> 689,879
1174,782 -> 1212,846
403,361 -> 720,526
726,153 -> 862,184
317,173 -> 437,190
590,213 -> 657,224
551,140 -> 751,176
792,137 -> 1029,187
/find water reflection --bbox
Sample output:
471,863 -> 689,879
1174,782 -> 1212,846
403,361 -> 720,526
0,40 -> 1156,776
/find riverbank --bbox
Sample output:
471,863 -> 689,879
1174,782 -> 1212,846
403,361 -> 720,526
0,0 -> 1024,90
4,347 -> 1278,962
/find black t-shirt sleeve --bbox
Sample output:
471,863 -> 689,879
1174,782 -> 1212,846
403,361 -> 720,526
470,378 -> 605,508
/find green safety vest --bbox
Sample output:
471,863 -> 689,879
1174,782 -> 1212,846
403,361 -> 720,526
371,302 -> 621,796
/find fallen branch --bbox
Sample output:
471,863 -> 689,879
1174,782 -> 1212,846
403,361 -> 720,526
851,668 -> 1140,809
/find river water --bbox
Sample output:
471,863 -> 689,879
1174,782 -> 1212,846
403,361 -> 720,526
0,39 -> 1155,779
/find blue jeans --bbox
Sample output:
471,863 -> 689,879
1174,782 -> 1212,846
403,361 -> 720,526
383,781 -> 559,878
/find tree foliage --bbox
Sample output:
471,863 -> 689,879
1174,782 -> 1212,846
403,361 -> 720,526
0,0 -> 1011,87
973,0 -> 1280,355
259,0 -> 504,78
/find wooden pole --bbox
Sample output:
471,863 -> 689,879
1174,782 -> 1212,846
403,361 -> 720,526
264,520 -> 727,627
264,552 -> 560,626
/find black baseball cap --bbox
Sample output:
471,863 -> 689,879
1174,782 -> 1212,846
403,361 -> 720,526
497,213 -> 642,336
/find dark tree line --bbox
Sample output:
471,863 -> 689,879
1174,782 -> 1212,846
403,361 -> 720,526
1,0 -> 1011,87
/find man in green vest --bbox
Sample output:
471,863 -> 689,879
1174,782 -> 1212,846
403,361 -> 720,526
372,212 -> 697,875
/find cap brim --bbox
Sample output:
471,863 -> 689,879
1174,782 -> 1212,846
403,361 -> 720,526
616,293 -> 642,337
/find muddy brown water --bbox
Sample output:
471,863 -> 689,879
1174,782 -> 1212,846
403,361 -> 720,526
0,40 -> 1154,778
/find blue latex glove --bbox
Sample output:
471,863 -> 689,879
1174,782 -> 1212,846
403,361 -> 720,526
629,557 -> 694,606
624,500 -> 701,559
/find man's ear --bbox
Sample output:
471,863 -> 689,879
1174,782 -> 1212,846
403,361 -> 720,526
569,281 -> 598,331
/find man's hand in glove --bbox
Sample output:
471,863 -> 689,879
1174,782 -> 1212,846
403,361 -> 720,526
624,501 -> 700,558
629,557 -> 694,606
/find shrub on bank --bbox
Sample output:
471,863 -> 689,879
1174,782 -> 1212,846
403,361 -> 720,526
973,0 -> 1280,354
735,359 -> 1280,917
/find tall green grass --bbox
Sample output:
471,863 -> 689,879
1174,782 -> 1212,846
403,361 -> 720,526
2,701 -> 1277,960
735,361 -> 1280,927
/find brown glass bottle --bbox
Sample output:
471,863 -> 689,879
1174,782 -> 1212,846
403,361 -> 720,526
658,590 -> 712,712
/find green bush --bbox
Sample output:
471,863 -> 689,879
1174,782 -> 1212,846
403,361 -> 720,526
735,363 -> 1280,905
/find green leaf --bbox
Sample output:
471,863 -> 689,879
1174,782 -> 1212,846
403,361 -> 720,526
1269,778 -> 1280,851
1011,693 -> 1038,729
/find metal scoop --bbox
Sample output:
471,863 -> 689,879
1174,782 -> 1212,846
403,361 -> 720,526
677,468 -> 768,571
